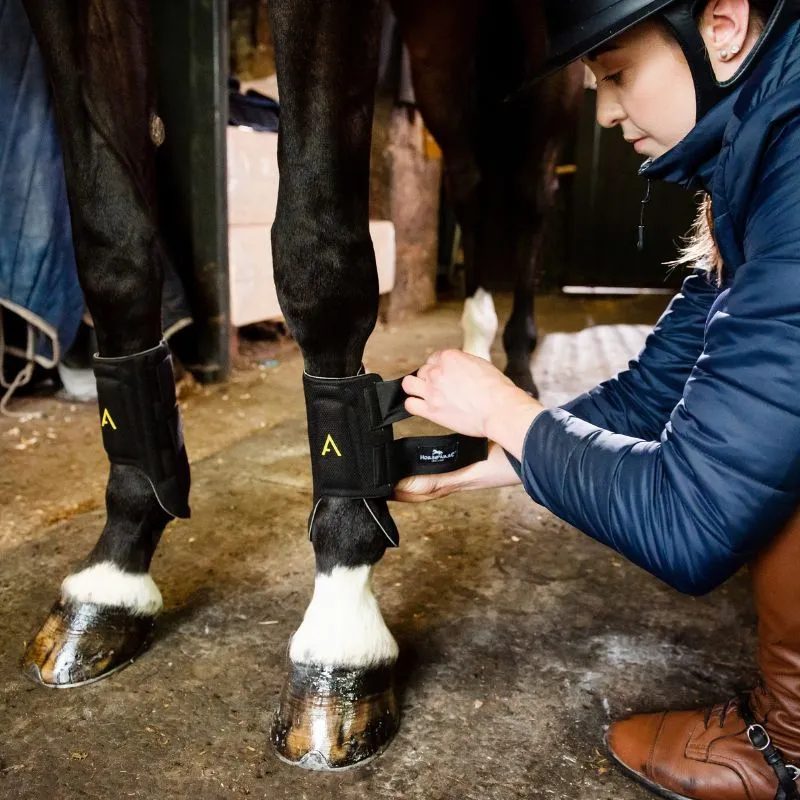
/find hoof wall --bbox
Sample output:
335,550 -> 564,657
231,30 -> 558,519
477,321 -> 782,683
21,601 -> 154,688
271,662 -> 399,770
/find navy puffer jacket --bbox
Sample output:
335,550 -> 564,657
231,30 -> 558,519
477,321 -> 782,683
517,20 -> 800,595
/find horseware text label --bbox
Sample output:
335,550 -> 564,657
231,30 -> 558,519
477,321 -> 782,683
101,409 -> 117,430
416,443 -> 459,467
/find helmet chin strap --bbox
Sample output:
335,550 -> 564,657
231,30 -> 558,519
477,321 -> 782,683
661,0 -> 800,120
661,2 -> 725,120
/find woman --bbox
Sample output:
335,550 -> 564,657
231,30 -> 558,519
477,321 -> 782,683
396,2 -> 800,798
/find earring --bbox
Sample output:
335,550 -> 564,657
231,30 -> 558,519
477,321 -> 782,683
719,48 -> 730,60
731,43 -> 741,55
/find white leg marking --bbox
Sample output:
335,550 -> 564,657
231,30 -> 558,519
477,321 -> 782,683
61,562 -> 163,616
289,565 -> 398,668
461,287 -> 498,361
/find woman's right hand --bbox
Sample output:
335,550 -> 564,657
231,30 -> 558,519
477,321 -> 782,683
393,442 -> 521,503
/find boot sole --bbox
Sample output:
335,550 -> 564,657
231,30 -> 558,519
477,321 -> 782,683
605,735 -> 694,800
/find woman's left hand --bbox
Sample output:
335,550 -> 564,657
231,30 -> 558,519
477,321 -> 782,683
402,350 -> 544,458
394,442 -> 522,502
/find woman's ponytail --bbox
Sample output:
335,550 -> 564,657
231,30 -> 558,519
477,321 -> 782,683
670,194 -> 723,283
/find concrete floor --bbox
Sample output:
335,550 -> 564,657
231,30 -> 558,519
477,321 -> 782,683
0,296 -> 758,799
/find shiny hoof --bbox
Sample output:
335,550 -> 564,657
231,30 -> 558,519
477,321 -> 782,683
21,601 -> 155,688
271,661 -> 400,770
504,365 -> 539,399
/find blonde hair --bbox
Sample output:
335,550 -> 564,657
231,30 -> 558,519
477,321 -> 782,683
672,194 -> 723,282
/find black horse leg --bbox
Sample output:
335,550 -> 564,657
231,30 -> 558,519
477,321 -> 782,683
501,66 -> 583,397
268,0 -> 397,771
391,0 -> 499,360
20,0 -> 187,686
501,202 -> 546,397
500,137 -> 552,397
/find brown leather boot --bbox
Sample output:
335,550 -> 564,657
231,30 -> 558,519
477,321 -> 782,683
606,511 -> 800,800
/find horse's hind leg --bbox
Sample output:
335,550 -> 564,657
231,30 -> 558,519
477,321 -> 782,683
500,67 -> 583,397
19,0 -> 188,686
391,0 -> 500,359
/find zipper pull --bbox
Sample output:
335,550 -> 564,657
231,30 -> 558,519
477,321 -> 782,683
637,179 -> 652,252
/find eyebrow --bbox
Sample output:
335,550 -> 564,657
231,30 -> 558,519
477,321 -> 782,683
586,42 -> 619,61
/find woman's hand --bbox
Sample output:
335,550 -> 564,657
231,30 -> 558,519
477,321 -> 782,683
402,350 -> 544,459
394,442 -> 521,503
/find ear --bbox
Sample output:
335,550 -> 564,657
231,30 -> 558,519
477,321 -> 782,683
699,0 -> 751,67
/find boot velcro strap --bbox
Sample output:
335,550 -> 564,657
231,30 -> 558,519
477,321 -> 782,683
739,694 -> 800,800
373,373 -> 414,426
94,341 -> 190,519
375,375 -> 488,481
303,370 -> 489,542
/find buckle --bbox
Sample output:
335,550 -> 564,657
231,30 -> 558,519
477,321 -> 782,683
788,764 -> 800,782
747,723 -> 772,751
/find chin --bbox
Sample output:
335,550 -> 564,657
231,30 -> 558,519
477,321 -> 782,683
633,138 -> 658,157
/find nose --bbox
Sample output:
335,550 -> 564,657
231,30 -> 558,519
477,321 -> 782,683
595,85 -> 626,129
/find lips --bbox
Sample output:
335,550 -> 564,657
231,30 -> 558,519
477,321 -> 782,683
625,136 -> 648,154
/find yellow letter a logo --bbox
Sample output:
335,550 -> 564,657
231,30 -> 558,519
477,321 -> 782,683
101,408 -> 117,430
321,434 -> 342,457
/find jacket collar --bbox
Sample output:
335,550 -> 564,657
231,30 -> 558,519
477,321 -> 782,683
638,88 -> 741,192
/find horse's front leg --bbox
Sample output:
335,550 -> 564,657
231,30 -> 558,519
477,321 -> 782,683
268,0 -> 397,771
20,0 -> 189,686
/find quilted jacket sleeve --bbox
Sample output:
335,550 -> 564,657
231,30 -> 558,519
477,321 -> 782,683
519,119 -> 800,595
561,268 -> 718,440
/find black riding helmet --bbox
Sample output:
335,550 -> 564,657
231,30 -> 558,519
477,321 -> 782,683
535,0 -> 800,119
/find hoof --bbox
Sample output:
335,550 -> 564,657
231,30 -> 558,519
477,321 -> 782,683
21,601 -> 154,688
271,662 -> 399,770
504,365 -> 539,398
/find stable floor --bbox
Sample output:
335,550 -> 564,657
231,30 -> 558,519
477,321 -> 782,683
0,296 -> 757,799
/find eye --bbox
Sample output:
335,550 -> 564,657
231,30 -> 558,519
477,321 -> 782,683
603,71 -> 624,85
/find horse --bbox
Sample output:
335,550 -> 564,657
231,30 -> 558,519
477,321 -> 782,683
16,0 -> 581,771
